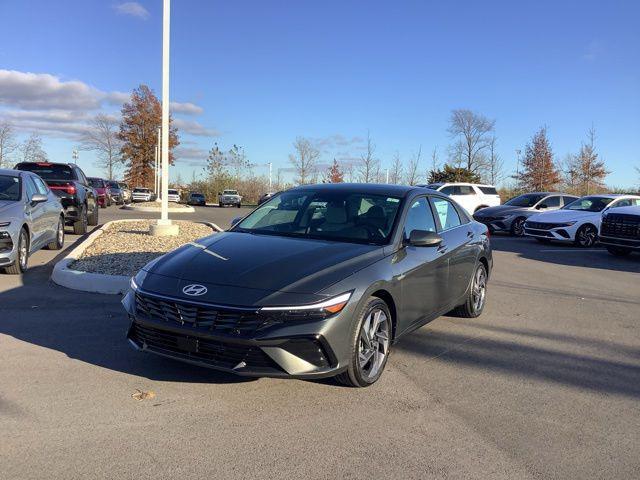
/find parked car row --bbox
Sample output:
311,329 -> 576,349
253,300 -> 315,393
88,177 -> 132,208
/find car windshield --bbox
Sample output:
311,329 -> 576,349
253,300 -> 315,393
119,183 -> 128,189
223,190 -> 238,195
563,196 -> 613,212
108,181 -> 120,189
0,175 -> 21,201
16,163 -> 74,180
88,178 -> 104,188
168,189 -> 178,194
505,194 -> 546,207
133,188 -> 149,193
191,193 -> 203,198
234,190 -> 403,245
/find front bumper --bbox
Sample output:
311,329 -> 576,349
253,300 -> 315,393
473,215 -> 515,233
123,289 -> 349,378
220,197 -> 241,204
599,235 -> 640,249
524,222 -> 577,242
0,228 -> 18,267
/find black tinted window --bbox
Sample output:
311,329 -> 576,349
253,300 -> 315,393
479,186 -> 498,195
16,163 -> 75,180
404,197 -> 437,237
88,178 -> 104,188
457,185 -> 475,195
543,196 -> 561,208
0,175 -> 21,201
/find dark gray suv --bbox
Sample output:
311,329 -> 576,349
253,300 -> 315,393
123,184 -> 492,387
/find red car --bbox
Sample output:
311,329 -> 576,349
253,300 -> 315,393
88,177 -> 112,208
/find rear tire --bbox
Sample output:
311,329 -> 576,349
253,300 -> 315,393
4,228 -> 28,275
88,202 -> 99,226
47,216 -> 65,250
73,206 -> 88,235
606,246 -> 632,257
335,297 -> 392,388
452,262 -> 488,318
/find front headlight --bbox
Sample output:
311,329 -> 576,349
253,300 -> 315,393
130,269 -> 148,291
260,292 -> 352,318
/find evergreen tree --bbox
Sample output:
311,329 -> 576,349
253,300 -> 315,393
513,127 -> 561,191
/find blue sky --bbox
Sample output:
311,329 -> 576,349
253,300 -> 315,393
0,0 -> 639,187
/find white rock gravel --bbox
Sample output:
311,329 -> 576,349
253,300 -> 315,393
70,220 -> 214,276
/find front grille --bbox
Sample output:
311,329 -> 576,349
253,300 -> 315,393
524,228 -> 553,237
129,322 -> 280,372
601,214 -> 640,239
525,221 -> 569,230
474,215 -> 502,223
135,292 -> 268,336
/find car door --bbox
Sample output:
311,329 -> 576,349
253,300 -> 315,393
32,175 -> 58,241
430,196 -> 477,302
537,195 -> 562,212
395,196 -> 449,329
23,176 -> 46,250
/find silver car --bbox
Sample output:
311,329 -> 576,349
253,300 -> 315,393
0,169 -> 65,274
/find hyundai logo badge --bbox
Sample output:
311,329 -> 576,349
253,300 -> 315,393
182,284 -> 208,296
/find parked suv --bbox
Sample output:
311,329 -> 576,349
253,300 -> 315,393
473,192 -> 578,236
132,187 -> 153,202
14,162 -> 99,235
167,189 -> 181,203
107,180 -> 124,205
218,189 -> 242,208
599,205 -> 640,256
420,183 -> 501,214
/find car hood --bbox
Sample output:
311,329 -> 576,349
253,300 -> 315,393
528,209 -> 596,222
475,205 -> 532,216
143,231 -> 383,301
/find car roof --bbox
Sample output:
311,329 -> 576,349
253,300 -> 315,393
0,168 -> 21,177
581,193 -> 639,199
288,182 -> 431,197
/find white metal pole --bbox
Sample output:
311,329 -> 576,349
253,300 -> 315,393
160,0 -> 170,223
155,127 -> 161,201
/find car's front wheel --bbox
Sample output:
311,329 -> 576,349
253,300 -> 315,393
575,224 -> 597,247
4,228 -> 28,275
510,217 -> 526,236
453,262 -> 488,318
336,297 -> 392,388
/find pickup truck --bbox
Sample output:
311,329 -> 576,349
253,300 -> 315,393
218,189 -> 242,208
14,162 -> 99,234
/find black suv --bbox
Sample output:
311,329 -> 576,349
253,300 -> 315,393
600,205 -> 640,256
14,162 -> 99,235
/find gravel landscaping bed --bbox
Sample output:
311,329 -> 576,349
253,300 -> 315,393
70,220 -> 214,276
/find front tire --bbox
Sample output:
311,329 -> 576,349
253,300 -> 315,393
73,206 -> 88,235
510,217 -> 526,237
88,202 -> 99,226
47,216 -> 65,250
453,262 -> 488,318
4,228 -> 28,275
606,246 -> 632,257
336,297 -> 392,388
237,203 -> 241,208
575,224 -> 597,247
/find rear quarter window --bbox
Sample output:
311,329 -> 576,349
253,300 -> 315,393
479,186 -> 498,195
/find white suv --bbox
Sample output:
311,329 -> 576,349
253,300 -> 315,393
167,189 -> 181,203
422,183 -> 501,214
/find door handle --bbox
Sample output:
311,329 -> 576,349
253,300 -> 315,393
437,244 -> 448,254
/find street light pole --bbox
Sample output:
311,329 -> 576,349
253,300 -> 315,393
155,127 -> 161,201
151,0 -> 178,236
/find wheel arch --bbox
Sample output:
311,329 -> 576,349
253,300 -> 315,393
370,289 -> 398,340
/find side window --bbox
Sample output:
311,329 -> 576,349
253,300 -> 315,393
544,196 -> 561,208
75,168 -> 87,185
632,199 -> 640,206
458,185 -> 475,195
403,197 -> 437,238
33,177 -> 49,195
562,196 -> 576,206
25,176 -> 38,201
440,186 -> 455,195
431,197 -> 462,230
611,199 -> 631,208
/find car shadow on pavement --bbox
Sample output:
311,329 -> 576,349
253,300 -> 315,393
0,256 -> 256,385
395,324 -> 640,399
490,235 -> 640,274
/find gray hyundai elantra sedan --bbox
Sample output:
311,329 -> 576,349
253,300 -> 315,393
123,183 -> 492,387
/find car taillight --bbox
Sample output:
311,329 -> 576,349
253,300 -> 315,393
50,184 -> 76,195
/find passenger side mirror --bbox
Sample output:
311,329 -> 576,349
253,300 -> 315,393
30,193 -> 48,205
408,230 -> 442,247
537,203 -> 548,210
230,216 -> 243,227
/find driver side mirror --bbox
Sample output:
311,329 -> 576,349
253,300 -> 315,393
30,193 -> 48,205
230,216 -> 243,227
536,204 -> 548,210
408,230 -> 442,247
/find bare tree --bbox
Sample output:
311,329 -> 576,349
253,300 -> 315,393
289,137 -> 320,184
21,132 -> 48,163
486,136 -> 504,185
405,146 -> 422,185
80,114 -> 123,180
389,151 -> 403,184
427,147 -> 439,182
358,131 -> 379,183
0,121 -> 19,168
448,109 -> 495,176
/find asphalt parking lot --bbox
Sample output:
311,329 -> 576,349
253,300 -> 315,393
1,205 -> 639,480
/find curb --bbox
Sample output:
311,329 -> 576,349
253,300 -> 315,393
51,219 -> 221,295
122,204 -> 195,213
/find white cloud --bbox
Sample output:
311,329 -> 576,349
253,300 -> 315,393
173,118 -> 220,137
113,2 -> 150,20
170,101 -> 203,115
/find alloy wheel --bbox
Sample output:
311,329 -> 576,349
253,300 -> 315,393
472,265 -> 487,312
358,307 -> 390,381
512,218 -> 525,236
577,225 -> 597,247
